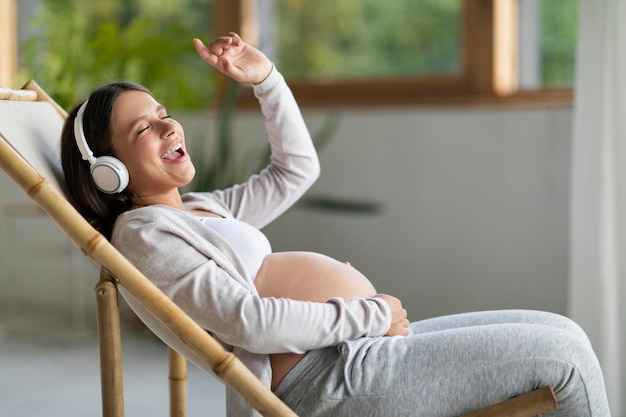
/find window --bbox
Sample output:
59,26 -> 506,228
216,0 -> 577,106
266,0 -> 461,81
4,0 -> 576,107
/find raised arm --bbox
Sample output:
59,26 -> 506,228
184,36 -> 320,229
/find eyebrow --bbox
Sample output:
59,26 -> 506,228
127,104 -> 166,133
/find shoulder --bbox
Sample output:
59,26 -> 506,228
114,205 -> 177,227
112,206 -> 193,245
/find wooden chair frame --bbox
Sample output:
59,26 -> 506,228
96,268 -> 189,417
0,82 -> 558,417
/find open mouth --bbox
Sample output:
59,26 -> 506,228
161,143 -> 185,160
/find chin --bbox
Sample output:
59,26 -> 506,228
180,171 -> 196,188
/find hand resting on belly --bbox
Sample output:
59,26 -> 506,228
253,251 -> 378,390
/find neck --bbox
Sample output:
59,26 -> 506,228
132,191 -> 184,210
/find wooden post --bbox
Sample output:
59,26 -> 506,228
96,272 -> 125,417
0,0 -> 17,87
493,0 -> 519,95
213,0 -> 258,46
169,349 -> 188,417
463,0 -> 519,95
459,386 -> 557,417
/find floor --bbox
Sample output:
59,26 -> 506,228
0,314 -> 226,417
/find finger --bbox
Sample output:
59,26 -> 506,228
218,56 -> 244,81
209,37 -> 234,55
227,32 -> 243,44
215,33 -> 242,53
219,56 -> 233,73
193,38 -> 219,67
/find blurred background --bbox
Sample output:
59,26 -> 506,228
0,0 -> 588,416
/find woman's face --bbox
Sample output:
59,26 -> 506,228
109,90 -> 195,200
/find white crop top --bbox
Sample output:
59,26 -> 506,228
199,217 -> 272,279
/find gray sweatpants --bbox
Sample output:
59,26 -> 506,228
274,310 -> 611,417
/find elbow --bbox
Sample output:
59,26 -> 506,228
288,153 -> 320,190
303,147 -> 321,183
308,155 -> 321,184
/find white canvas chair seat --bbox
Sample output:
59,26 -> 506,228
0,81 -> 296,417
0,81 -> 558,417
0,99 -> 66,194
0,89 -> 210,378
0,91 -> 204,366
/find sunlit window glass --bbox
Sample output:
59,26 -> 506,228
260,0 -> 462,81
519,0 -> 577,89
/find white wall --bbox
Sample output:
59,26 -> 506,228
261,104 -> 572,320
0,177 -> 99,327
0,104 -> 572,325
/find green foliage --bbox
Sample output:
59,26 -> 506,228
275,0 -> 461,80
21,0 -> 214,110
540,0 -> 577,87
19,0 -> 578,103
274,0 -> 577,88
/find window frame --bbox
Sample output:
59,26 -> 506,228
214,0 -> 573,107
0,0 -> 17,88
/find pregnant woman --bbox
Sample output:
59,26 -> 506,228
60,33 -> 610,417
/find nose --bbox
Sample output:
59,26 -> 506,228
160,118 -> 177,140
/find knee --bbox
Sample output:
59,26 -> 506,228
529,322 -> 602,385
527,310 -> 592,348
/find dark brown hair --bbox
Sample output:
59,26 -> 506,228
61,81 -> 152,240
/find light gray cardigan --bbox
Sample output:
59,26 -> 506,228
111,68 -> 391,416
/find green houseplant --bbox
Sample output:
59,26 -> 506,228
20,0 -> 213,110
20,0 -> 380,214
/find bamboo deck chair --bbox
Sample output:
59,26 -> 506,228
0,82 -> 558,417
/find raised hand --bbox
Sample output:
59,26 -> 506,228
193,33 -> 273,85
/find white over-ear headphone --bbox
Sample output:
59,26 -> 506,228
74,100 -> 129,194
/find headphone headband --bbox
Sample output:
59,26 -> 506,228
73,98 -> 130,194
73,100 -> 96,165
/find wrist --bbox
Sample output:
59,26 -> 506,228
254,63 -> 274,85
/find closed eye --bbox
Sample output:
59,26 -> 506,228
136,114 -> 172,136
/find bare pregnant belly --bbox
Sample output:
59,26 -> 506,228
255,251 -> 376,302
254,251 -> 377,390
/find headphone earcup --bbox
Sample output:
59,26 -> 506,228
90,156 -> 130,194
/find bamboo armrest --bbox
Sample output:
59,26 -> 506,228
0,86 -> 37,101
459,386 -> 557,417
